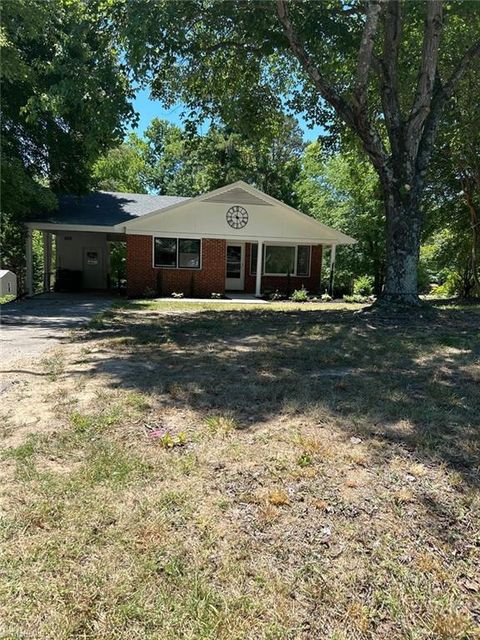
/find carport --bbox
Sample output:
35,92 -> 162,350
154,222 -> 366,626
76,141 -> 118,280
25,227 -> 126,296
25,192 -> 186,296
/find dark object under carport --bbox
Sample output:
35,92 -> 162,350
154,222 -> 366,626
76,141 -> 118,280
54,269 -> 83,292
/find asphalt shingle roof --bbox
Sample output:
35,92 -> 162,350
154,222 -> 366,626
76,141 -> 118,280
33,191 -> 190,227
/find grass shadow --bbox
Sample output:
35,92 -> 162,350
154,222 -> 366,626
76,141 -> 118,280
75,302 -> 480,487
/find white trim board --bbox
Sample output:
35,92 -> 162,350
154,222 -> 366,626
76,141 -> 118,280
125,230 -> 337,244
25,223 -> 342,246
26,222 -> 120,234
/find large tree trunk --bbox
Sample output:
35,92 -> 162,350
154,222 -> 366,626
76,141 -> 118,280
381,188 -> 422,305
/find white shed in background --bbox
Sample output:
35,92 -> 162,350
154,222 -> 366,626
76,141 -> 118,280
0,270 -> 17,298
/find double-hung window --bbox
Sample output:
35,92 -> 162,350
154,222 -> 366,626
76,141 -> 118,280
178,239 -> 201,268
250,244 -> 311,276
154,238 -> 201,269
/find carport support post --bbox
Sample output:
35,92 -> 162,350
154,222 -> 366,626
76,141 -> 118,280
329,244 -> 336,297
43,232 -> 52,292
25,228 -> 33,297
255,240 -> 263,297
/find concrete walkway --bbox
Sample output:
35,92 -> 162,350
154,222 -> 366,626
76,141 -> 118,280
154,294 -> 269,304
0,293 -> 115,366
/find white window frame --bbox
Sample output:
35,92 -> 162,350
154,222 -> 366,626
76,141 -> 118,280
152,237 -> 202,270
250,244 -> 311,277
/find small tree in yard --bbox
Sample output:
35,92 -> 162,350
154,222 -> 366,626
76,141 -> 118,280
114,0 -> 480,305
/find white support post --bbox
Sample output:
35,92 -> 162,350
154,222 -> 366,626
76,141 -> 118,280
25,228 -> 33,297
329,244 -> 336,297
255,240 -> 263,297
43,231 -> 52,292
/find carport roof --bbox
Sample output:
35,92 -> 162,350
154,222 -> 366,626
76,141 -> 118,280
31,191 -> 190,227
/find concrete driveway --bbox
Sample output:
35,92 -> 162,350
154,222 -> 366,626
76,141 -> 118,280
0,293 -> 115,366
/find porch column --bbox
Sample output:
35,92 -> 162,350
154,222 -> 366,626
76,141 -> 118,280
43,231 -> 52,292
25,228 -> 33,297
255,240 -> 264,297
329,244 -> 336,297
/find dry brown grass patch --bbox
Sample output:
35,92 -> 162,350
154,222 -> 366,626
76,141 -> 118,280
431,610 -> 474,639
347,448 -> 369,466
394,488 -> 415,504
264,487 -> 291,506
312,498 -> 330,511
346,601 -> 373,634
414,552 -> 449,582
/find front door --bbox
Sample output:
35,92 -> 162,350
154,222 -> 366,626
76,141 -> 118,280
82,247 -> 105,289
225,244 -> 245,291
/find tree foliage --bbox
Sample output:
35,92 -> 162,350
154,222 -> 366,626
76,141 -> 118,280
144,116 -> 304,203
93,115 -> 304,205
422,65 -> 480,298
1,0 -> 134,289
92,134 -> 150,194
295,142 -> 385,295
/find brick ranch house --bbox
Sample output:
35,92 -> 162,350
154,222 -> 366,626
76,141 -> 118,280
26,181 -> 355,298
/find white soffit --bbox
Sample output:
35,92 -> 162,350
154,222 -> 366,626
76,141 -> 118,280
203,187 -> 273,206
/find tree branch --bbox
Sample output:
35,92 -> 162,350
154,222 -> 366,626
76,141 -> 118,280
275,0 -> 352,121
413,73 -> 443,195
275,0 -> 388,176
354,0 -> 383,107
378,0 -> 403,158
406,0 -> 443,160
442,39 -> 480,98
198,40 -> 265,57
417,40 -> 480,180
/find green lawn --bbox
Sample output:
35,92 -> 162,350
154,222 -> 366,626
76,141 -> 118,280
1,300 -> 479,639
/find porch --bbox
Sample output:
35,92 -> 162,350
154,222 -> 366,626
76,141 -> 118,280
225,240 -> 328,297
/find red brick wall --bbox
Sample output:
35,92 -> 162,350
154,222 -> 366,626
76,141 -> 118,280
126,235 -> 226,297
244,243 -> 323,295
126,236 -> 323,298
